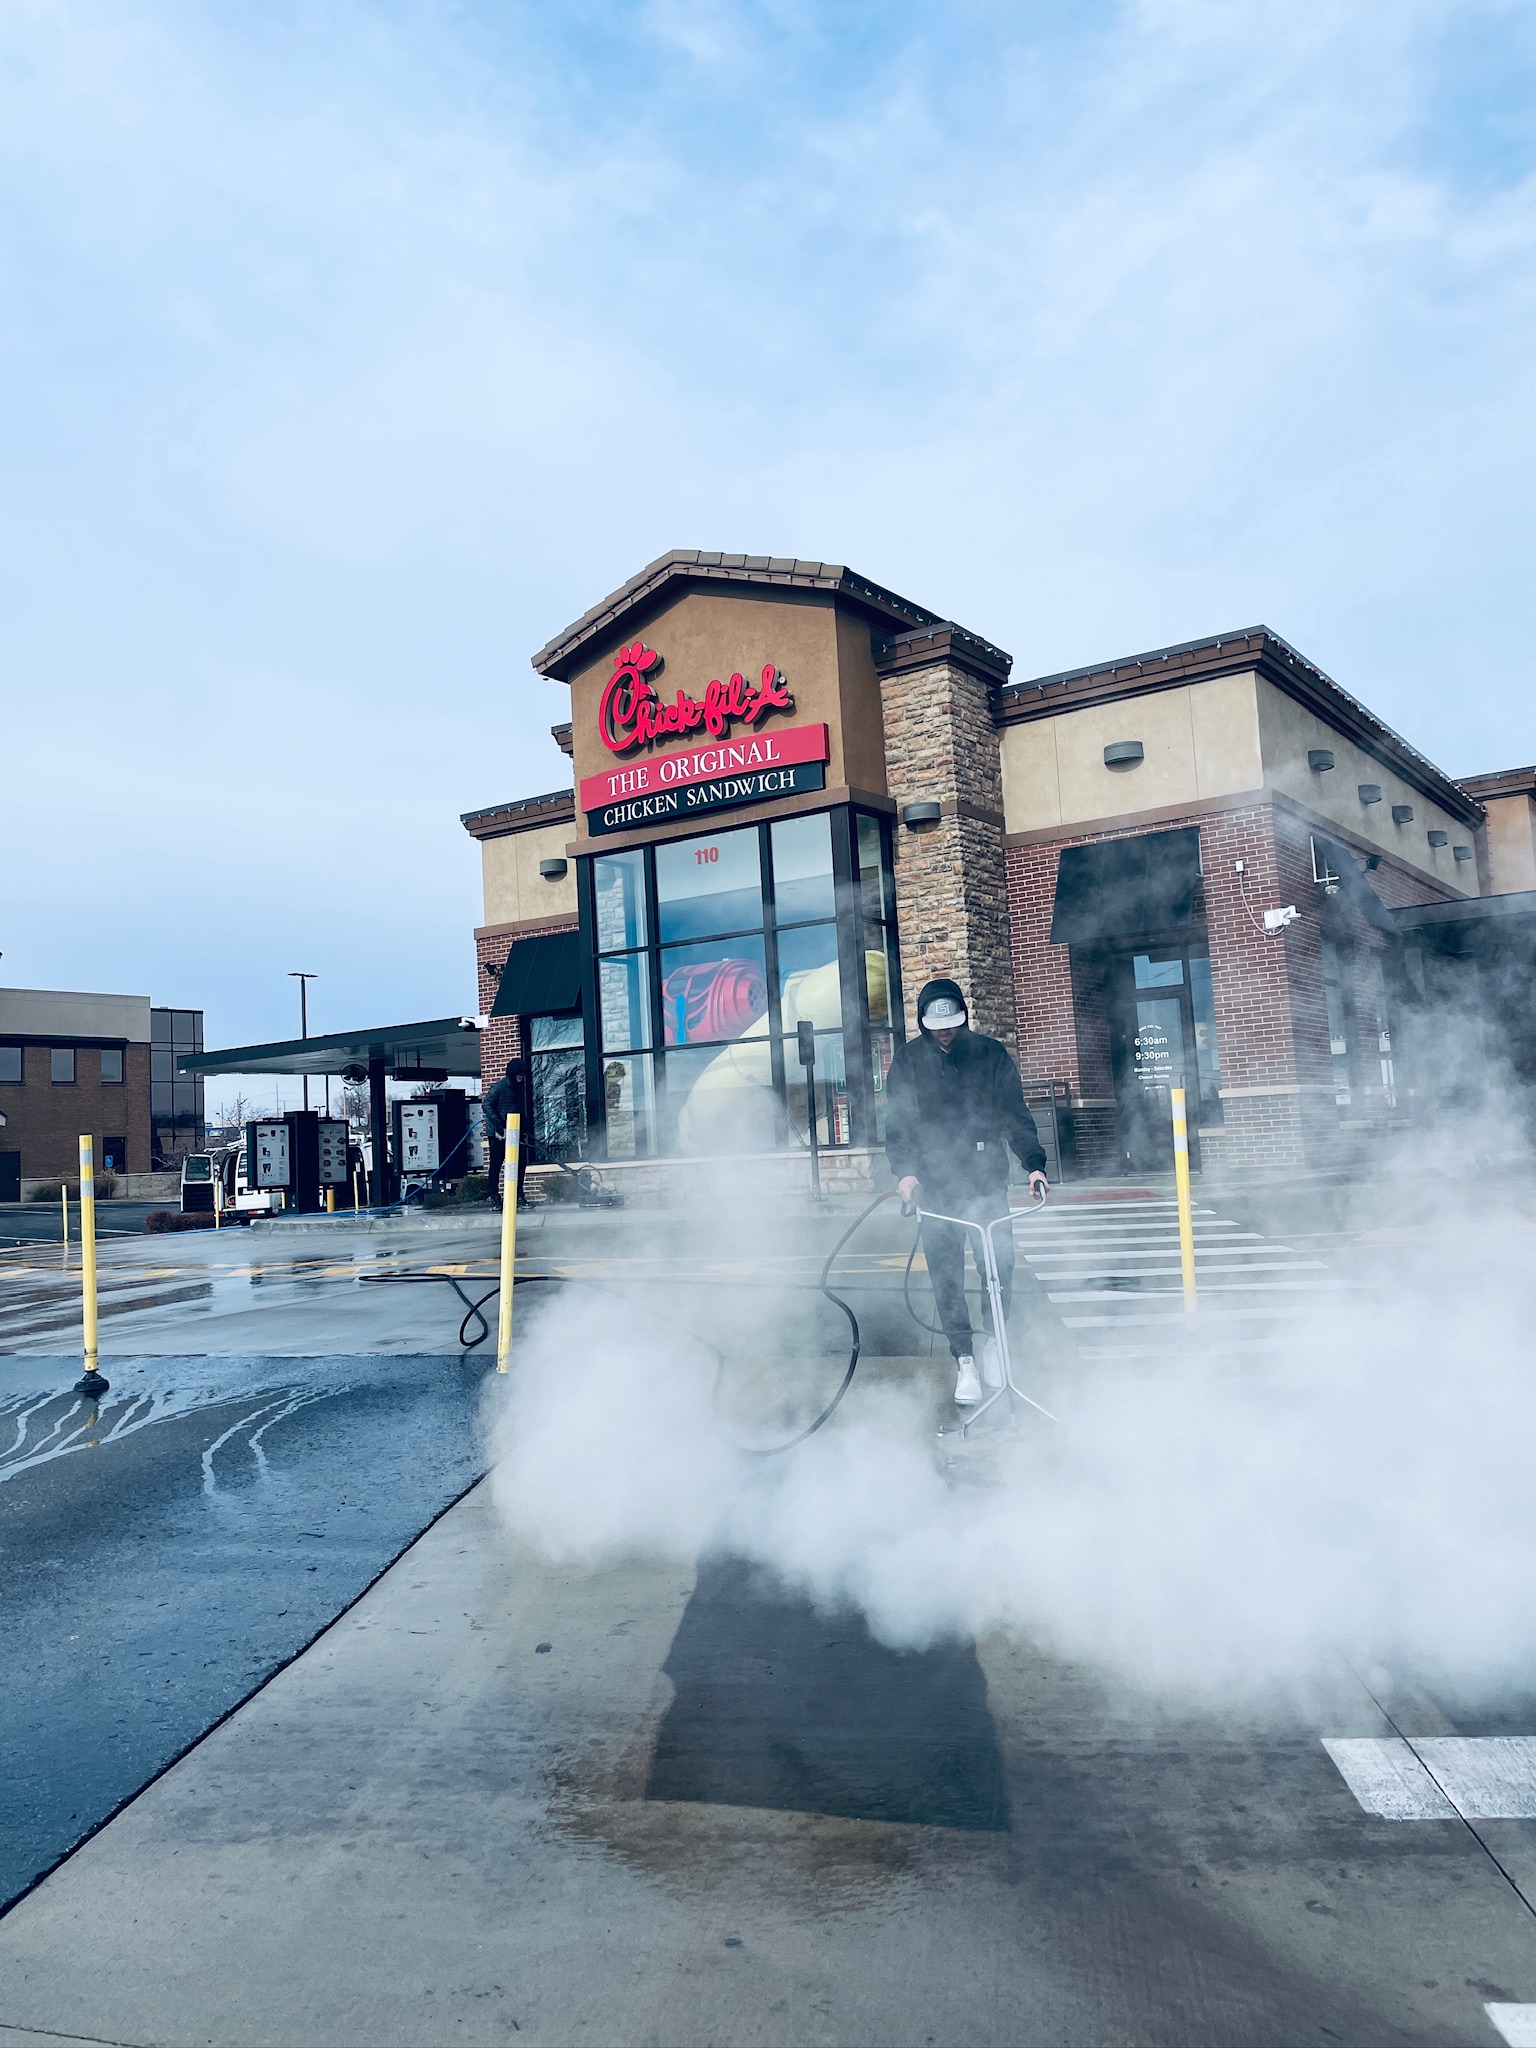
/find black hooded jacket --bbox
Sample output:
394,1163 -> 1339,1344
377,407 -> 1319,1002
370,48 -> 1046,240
883,978 -> 1046,1197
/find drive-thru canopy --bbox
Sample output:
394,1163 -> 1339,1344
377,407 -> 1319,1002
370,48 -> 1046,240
179,1017 -> 482,1202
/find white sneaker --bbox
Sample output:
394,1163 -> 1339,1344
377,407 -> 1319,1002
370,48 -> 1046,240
979,1338 -> 1004,1391
954,1355 -> 983,1405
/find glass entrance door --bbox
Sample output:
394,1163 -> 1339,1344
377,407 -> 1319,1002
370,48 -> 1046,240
1107,948 -> 1218,1172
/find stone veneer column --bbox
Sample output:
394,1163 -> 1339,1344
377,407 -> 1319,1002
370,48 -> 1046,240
876,628 -> 1015,1047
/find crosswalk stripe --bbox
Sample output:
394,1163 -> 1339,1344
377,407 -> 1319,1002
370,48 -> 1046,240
1040,1253 -> 1327,1269
1047,1282 -> 1350,1302
1485,2006 -> 1536,2046
1062,1306 -> 1314,1326
1028,1236 -> 1277,1253
1324,1737 -> 1536,1820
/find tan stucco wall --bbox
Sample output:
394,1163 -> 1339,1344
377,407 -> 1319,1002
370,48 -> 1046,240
1000,673 -> 1264,833
564,588 -> 884,804
480,820 -> 578,927
1254,678 -> 1478,894
1479,792 -> 1536,895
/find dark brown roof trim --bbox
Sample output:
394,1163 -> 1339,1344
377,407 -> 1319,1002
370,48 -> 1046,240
550,722 -> 574,757
1394,888 -> 1536,928
531,550 -> 945,679
873,621 -> 1013,687
1001,626 -> 1483,827
460,788 -> 575,841
1460,765 -> 1536,801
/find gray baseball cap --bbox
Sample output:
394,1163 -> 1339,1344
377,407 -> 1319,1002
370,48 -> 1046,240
920,994 -> 967,1028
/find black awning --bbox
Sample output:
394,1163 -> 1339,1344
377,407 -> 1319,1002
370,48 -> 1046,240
491,930 -> 583,1017
1310,836 -> 1396,934
1049,827 -> 1203,946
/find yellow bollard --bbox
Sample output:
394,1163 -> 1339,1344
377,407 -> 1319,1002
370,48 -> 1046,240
496,1114 -> 520,1374
327,1185 -> 336,1213
213,1173 -> 222,1229
75,1136 -> 109,1394
62,1181 -> 70,1254
1170,1087 -> 1197,1314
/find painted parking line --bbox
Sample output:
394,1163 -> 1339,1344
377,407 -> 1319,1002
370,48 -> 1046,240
1324,1736 -> 1536,1818
1486,2006 -> 1536,2045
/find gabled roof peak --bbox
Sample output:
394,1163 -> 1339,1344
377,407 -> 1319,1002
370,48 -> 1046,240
531,550 -> 948,679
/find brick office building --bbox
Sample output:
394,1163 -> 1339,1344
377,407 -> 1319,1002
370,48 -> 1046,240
463,553 -> 1522,1183
0,987 -> 205,1198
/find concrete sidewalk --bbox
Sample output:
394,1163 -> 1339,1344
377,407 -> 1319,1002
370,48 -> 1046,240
0,1482 -> 1068,2048
3,1471 -> 1534,2047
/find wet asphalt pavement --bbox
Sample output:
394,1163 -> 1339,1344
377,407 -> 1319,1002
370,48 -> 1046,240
5,1199 -> 1536,2041
0,1351 -> 488,1911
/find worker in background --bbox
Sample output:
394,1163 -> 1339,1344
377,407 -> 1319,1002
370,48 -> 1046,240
481,1057 -> 530,1209
883,978 -> 1049,1407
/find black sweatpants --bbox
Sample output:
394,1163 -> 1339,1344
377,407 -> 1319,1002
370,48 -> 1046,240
486,1130 -> 528,1207
919,1189 -> 1015,1360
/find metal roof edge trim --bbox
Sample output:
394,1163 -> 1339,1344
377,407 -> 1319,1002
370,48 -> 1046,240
530,550 -> 946,678
1001,626 -> 1482,828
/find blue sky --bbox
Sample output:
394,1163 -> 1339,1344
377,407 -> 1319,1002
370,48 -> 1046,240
3,0 -> 1534,1070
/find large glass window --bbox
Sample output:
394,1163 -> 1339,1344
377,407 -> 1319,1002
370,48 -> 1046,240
529,1014 -> 587,1164
772,813 -> 836,924
0,1048 -> 20,1083
601,1055 -> 654,1158
594,849 -> 647,952
857,812 -> 901,1138
150,1006 -> 205,1167
656,827 -> 762,942
660,936 -> 768,1045
100,1048 -> 124,1084
1320,935 -> 1355,1109
581,808 -> 901,1159
599,954 -> 651,1053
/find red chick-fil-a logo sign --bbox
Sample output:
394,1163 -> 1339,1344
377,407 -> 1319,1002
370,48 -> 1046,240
597,642 -> 795,756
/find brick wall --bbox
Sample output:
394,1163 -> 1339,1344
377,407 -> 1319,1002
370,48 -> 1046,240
475,921 -> 580,1085
1003,797 -> 1446,1177
880,660 -> 1015,1045
0,1042 -> 152,1181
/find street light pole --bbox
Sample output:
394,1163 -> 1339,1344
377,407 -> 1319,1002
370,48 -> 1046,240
288,972 -> 318,1112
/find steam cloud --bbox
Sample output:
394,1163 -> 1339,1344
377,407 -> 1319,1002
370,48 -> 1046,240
488,1125 -> 1536,1703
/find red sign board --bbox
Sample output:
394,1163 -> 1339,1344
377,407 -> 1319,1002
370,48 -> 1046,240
597,642 -> 796,756
580,722 -> 830,815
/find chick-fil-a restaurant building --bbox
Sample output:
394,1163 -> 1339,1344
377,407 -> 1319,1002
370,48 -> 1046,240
463,551 -> 1522,1189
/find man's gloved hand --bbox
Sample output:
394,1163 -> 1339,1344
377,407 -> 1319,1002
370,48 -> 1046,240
1028,1169 -> 1049,1197
897,1176 -> 919,1205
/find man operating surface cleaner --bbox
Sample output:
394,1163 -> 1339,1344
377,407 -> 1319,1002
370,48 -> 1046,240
884,978 -> 1051,1408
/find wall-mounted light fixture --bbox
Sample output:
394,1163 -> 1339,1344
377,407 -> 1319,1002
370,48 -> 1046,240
1308,749 -> 1335,773
1103,741 -> 1144,768
538,858 -> 568,880
902,801 -> 942,829
1358,783 -> 1383,805
1453,845 -> 1474,863
1427,830 -> 1449,847
1391,804 -> 1414,824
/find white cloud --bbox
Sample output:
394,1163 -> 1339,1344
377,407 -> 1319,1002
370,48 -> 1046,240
1,0 -> 1532,1036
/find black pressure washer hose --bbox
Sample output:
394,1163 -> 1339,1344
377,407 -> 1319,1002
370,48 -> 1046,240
361,1186 -> 1043,1457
